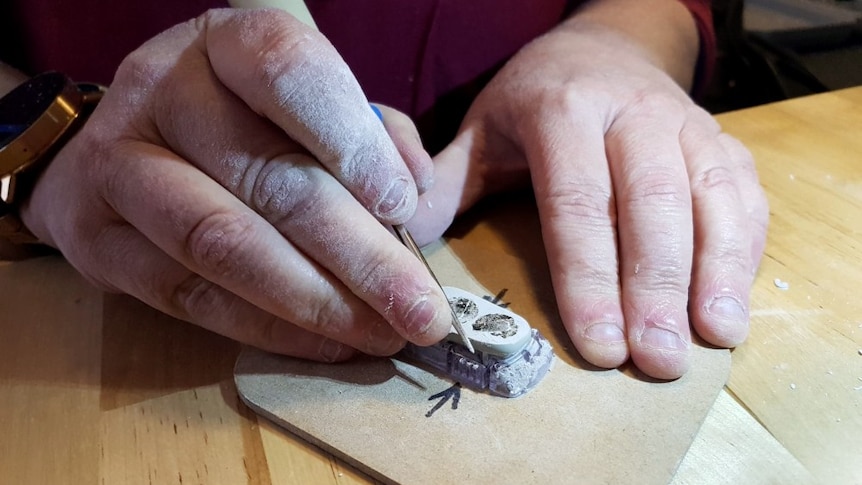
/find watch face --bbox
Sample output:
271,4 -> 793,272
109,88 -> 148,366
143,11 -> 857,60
0,72 -> 68,146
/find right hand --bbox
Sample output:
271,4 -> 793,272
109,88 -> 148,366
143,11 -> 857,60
19,8 -> 453,361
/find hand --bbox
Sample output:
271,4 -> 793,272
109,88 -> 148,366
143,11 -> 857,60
19,8 -> 453,361
411,19 -> 769,379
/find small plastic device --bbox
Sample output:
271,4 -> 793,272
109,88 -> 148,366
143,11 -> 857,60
397,287 -> 554,398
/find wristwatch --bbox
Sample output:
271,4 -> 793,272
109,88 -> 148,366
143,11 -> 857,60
0,72 -> 105,245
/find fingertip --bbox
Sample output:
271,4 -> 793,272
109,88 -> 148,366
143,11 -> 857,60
630,329 -> 692,380
575,322 -> 629,369
372,176 -> 418,223
405,195 -> 455,247
630,348 -> 691,380
316,339 -> 358,363
254,332 -> 359,364
370,103 -> 435,195
695,294 -> 750,348
408,150 -> 435,195
401,290 -> 453,346
699,327 -> 748,349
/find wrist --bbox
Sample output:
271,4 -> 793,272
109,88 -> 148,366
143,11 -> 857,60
563,0 -> 700,91
0,72 -> 105,260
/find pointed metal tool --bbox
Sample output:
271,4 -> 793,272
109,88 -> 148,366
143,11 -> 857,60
392,224 -> 475,353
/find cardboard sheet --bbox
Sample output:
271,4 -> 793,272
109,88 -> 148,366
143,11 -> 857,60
235,239 -> 730,484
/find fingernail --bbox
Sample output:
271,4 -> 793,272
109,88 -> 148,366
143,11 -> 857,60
376,178 -> 409,218
318,339 -> 347,362
707,296 -> 746,320
640,327 -> 688,351
404,295 -> 436,338
584,322 -> 625,344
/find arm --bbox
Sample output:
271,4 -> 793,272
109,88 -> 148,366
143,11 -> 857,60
567,0 -> 702,91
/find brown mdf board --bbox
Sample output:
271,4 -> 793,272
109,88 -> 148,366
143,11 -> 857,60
235,240 -> 731,485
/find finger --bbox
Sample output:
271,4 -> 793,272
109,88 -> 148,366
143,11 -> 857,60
409,120 -> 533,246
373,103 -> 435,194
70,216 -> 360,361
608,98 -> 693,380
96,141 -> 418,355
124,64 -> 452,346
681,111 -> 755,347
717,133 -> 769,273
517,99 -> 629,369
242,153 -> 453,346
202,9 -> 418,223
407,128 -> 477,245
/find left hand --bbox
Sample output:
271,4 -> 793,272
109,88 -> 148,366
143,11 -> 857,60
408,18 -> 768,379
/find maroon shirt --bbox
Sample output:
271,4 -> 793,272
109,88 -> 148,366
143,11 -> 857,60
1,0 -> 714,151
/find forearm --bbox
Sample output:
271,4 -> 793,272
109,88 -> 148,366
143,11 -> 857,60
564,0 -> 701,91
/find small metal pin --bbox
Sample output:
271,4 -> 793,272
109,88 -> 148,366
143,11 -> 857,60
392,224 -> 475,353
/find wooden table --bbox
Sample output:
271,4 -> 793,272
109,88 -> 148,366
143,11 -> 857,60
2,87 -> 860,484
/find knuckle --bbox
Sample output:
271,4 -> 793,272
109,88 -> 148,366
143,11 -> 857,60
685,104 -> 721,133
719,133 -> 755,163
113,20 -> 196,97
184,209 -> 257,277
691,165 -> 737,194
625,169 -> 689,209
627,89 -> 686,119
702,245 -> 751,275
553,85 -> 584,112
98,145 -> 133,207
115,48 -> 165,89
257,35 -> 313,83
751,190 -> 770,233
571,260 -> 622,291
168,273 -> 221,321
59,214 -> 131,295
351,253 -> 393,297
248,160 -> 325,221
245,14 -> 331,98
534,83 -> 590,120
338,139 -> 379,181
542,178 -> 616,228
239,314 -> 281,348
304,296 -> 350,336
632,258 -> 691,295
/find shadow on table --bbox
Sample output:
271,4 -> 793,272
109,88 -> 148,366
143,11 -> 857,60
99,294 -> 241,410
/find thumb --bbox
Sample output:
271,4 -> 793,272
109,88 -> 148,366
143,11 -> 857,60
406,129 -> 483,245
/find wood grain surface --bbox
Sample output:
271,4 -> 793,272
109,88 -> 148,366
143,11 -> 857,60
2,87 -> 861,484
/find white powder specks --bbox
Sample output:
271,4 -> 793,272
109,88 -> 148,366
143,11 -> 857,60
773,278 -> 790,290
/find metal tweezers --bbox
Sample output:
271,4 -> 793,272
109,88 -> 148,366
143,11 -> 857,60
392,224 -> 475,353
